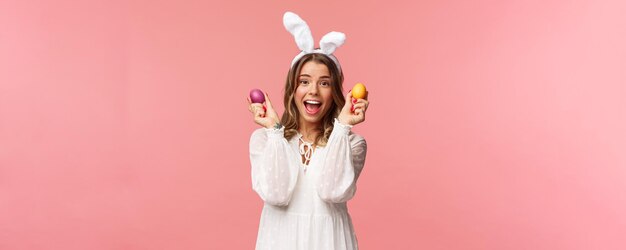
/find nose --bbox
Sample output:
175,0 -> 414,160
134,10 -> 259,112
307,82 -> 319,95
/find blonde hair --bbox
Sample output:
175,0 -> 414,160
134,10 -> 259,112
281,53 -> 345,146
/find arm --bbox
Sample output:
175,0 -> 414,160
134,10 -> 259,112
249,127 -> 300,206
317,118 -> 367,203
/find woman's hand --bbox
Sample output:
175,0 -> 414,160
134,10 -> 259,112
247,92 -> 281,129
337,90 -> 369,126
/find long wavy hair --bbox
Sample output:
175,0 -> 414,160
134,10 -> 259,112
281,53 -> 345,147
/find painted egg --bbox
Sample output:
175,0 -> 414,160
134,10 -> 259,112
351,83 -> 367,99
249,89 -> 265,103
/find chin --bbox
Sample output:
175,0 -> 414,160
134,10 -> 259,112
298,109 -> 326,124
301,114 -> 321,123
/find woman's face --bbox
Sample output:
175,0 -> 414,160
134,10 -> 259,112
294,61 -> 334,125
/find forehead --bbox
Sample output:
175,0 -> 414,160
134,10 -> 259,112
299,61 -> 330,76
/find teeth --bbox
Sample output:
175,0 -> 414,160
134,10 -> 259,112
304,100 -> 321,104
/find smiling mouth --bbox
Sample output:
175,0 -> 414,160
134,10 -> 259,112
303,100 -> 322,115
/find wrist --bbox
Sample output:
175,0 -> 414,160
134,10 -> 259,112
265,122 -> 285,138
333,117 -> 353,134
266,120 -> 283,129
337,116 -> 351,126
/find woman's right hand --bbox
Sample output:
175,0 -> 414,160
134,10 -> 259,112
247,92 -> 281,129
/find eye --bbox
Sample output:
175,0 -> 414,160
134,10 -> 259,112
320,81 -> 330,86
299,79 -> 309,85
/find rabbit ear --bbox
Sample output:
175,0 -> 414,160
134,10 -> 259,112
283,12 -> 314,53
319,31 -> 345,55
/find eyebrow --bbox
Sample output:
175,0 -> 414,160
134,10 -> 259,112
299,74 -> 331,79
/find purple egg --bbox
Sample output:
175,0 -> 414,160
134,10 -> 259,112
249,89 -> 265,104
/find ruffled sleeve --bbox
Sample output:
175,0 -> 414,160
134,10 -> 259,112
317,118 -> 367,203
249,127 -> 300,206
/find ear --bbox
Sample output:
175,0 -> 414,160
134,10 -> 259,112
319,31 -> 345,55
283,12 -> 314,53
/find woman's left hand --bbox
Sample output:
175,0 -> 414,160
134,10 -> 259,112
337,90 -> 369,126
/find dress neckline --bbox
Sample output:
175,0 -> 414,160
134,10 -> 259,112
295,132 -> 319,147
295,132 -> 318,169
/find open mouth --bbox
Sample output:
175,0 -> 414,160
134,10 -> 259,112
303,100 -> 322,115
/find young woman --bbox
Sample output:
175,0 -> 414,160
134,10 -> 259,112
246,12 -> 369,250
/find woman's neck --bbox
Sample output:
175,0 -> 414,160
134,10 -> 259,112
298,120 -> 321,142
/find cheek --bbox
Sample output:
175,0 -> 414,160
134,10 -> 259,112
294,86 -> 307,100
322,89 -> 333,106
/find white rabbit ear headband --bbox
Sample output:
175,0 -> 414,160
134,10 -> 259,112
283,11 -> 346,72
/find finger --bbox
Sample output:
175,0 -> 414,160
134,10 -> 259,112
354,107 -> 365,118
250,103 -> 263,113
360,103 -> 368,112
354,99 -> 368,110
344,90 -> 353,108
354,108 -> 362,116
353,103 -> 366,110
254,107 -> 266,118
354,99 -> 369,105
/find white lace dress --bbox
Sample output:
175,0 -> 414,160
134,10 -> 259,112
249,118 -> 367,250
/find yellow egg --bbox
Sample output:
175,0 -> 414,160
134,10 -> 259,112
351,83 -> 367,99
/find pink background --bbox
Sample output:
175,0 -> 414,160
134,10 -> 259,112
1,0 -> 625,249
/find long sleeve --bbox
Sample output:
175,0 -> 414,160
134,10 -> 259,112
317,118 -> 367,203
249,127 -> 300,206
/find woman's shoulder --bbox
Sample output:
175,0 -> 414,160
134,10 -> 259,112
250,127 -> 287,142
252,127 -> 266,136
250,127 -> 269,143
348,131 -> 366,146
251,127 -> 264,136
